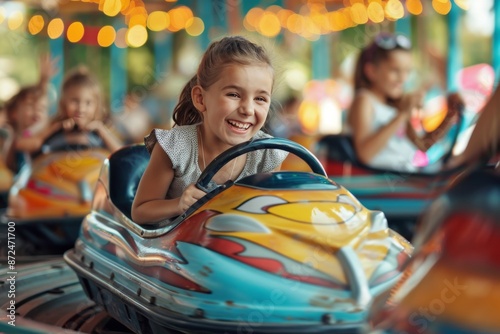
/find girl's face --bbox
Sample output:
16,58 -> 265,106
13,95 -> 48,132
33,95 -> 48,122
366,50 -> 412,100
62,85 -> 99,127
196,64 -> 273,149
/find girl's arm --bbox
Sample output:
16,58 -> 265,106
405,116 -> 455,152
88,121 -> 122,152
405,94 -> 461,152
37,54 -> 57,94
5,135 -> 18,172
14,121 -> 63,153
0,125 -> 13,161
349,93 -> 411,164
132,144 -> 180,224
131,144 -> 205,224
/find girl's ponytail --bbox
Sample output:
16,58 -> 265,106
172,75 -> 200,126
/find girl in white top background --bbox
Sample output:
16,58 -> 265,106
348,33 -> 459,172
132,36 -> 288,225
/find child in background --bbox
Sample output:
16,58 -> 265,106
112,93 -> 153,145
0,105 -> 11,161
132,36 -> 288,224
4,55 -> 54,172
266,95 -> 303,139
13,66 -> 122,156
348,33 -> 459,172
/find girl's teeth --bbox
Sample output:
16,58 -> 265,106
229,121 -> 249,129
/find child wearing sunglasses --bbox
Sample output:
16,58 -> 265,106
348,33 -> 460,172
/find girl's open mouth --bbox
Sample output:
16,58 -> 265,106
227,120 -> 251,131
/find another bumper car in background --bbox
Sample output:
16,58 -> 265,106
315,134 -> 453,240
314,94 -> 469,240
65,138 -> 412,334
369,166 -> 500,334
0,130 -> 109,255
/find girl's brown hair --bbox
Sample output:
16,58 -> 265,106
172,36 -> 274,126
353,34 -> 411,91
56,66 -> 105,122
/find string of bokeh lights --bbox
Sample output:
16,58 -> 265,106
0,0 -> 469,47
244,0 -> 468,40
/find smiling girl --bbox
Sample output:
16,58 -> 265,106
349,33 -> 459,172
132,36 -> 288,224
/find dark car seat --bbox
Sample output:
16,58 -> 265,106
108,145 -> 150,220
316,134 -> 359,164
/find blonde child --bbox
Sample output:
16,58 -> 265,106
3,55 -> 56,172
348,33 -> 459,172
13,66 -> 122,156
132,36 -> 288,224
4,82 -> 51,172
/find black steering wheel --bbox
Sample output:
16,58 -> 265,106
195,137 -> 326,193
39,128 -> 103,155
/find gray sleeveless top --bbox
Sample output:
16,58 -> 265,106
144,124 -> 288,199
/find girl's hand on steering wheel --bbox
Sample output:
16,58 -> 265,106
397,92 -> 424,119
62,118 -> 76,131
178,184 -> 206,213
82,120 -> 103,132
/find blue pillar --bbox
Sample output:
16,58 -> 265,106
273,0 -> 284,44
241,0 -> 259,17
395,13 -> 411,37
212,0 -> 228,32
197,0 -> 213,49
49,37 -> 64,115
110,24 -> 127,114
153,32 -> 173,124
312,35 -> 330,80
493,0 -> 500,85
154,32 -> 172,79
447,4 -> 462,92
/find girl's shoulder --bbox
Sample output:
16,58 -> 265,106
352,89 -> 395,114
253,130 -> 272,140
354,88 -> 376,102
144,124 -> 198,155
349,89 -> 376,121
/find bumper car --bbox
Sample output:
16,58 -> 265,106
1,130 -> 109,255
369,166 -> 500,334
314,97 -> 468,240
314,134 -> 463,241
64,138 -> 412,334
316,134 -> 454,212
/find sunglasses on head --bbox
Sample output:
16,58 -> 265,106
374,33 -> 412,50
